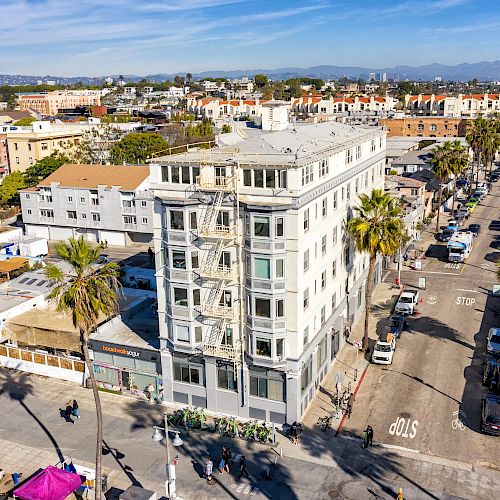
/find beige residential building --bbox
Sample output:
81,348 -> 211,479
6,121 -> 84,173
19,90 -> 101,116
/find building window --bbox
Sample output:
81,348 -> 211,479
254,258 -> 271,279
344,246 -> 350,266
122,199 -> 134,208
173,287 -> 188,307
254,169 -> 264,187
303,249 -> 309,271
321,234 -> 327,254
142,217 -> 148,224
194,326 -> 203,343
265,170 -> 275,188
67,211 -> 77,219
301,356 -> 312,392
276,299 -> 284,318
275,217 -> 284,237
193,289 -> 201,306
333,226 -> 338,245
218,365 -> 237,391
302,165 -> 313,185
331,292 -> 337,310
333,191 -> 337,209
321,270 -> 326,289
67,196 -> 73,203
254,216 -> 270,237
303,288 -> 309,310
318,336 -> 327,368
80,197 -> 86,203
345,149 -> 352,164
321,305 -> 326,325
189,212 -> 197,230
40,209 -> 54,218
276,258 -> 284,278
319,159 -> 329,177
277,338 -> 284,358
176,325 -> 190,342
417,123 -> 424,131
243,170 -> 252,186
191,251 -> 199,269
81,213 -> 87,219
355,177 -> 359,194
256,338 -> 272,357
371,139 -> 376,152
322,199 -> 327,217
356,145 -> 361,160
92,213 -> 100,221
27,209 -> 32,215
141,200 -> 147,207
170,210 -> 184,230
303,326 -> 309,346
332,259 -> 337,278
250,369 -> 284,401
255,298 -> 271,318
15,157 -> 19,164
173,360 -> 202,385
303,209 -> 309,231
123,215 -> 136,225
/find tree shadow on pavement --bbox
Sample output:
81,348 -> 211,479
0,369 -> 65,463
410,316 -> 475,351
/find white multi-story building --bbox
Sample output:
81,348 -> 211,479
149,111 -> 386,423
405,93 -> 500,117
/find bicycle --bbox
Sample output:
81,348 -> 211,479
256,422 -> 272,443
241,420 -> 259,441
317,414 -> 333,432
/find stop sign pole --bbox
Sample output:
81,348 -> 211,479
353,340 -> 362,381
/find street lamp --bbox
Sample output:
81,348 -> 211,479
152,413 -> 183,499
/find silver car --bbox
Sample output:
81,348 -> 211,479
487,327 -> 500,356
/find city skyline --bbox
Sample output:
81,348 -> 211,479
1,0 -> 499,76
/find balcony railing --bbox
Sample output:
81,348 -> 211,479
198,224 -> 236,239
196,175 -> 235,192
199,265 -> 236,280
123,222 -> 137,230
200,303 -> 238,320
203,343 -> 240,360
121,205 -> 136,214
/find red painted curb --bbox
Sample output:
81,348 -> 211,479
335,363 -> 368,437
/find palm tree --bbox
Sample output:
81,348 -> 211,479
430,142 -> 453,232
347,189 -> 406,351
482,119 -> 500,175
447,141 -> 469,216
467,117 -> 490,191
45,237 -> 120,499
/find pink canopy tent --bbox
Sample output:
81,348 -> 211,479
14,465 -> 83,500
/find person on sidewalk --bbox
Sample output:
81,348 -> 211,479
145,383 -> 155,403
239,455 -> 249,480
363,425 -> 374,447
346,393 -> 355,418
223,446 -> 231,473
64,402 -> 74,424
72,400 -> 80,419
219,447 -> 227,473
205,457 -> 213,483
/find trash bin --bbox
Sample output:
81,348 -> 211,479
85,377 -> 92,389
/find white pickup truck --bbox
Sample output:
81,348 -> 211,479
395,290 -> 420,315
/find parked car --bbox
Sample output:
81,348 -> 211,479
468,224 -> 481,237
483,357 -> 500,388
455,208 -> 470,222
436,228 -> 456,242
372,331 -> 396,365
386,313 -> 407,338
395,289 -> 420,315
487,327 -> 500,356
481,393 -> 500,436
456,179 -> 469,188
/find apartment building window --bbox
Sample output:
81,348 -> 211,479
332,259 -> 337,278
276,258 -> 285,278
14,143 -> 18,151
27,209 -> 32,215
40,209 -> 53,218
303,209 -> 309,231
364,172 -> 368,187
243,170 -> 251,186
67,196 -> 73,203
91,198 -> 99,206
303,288 -> 309,310
346,183 -> 351,200
250,368 -> 284,401
371,139 -> 376,152
318,336 -> 327,368
321,306 -> 326,325
41,143 -> 48,151
344,246 -> 350,266
302,165 -> 314,185
164,165 -> 199,184
430,124 -> 437,131
142,217 -> 148,224
242,169 -> 287,189
190,251 -> 199,269
176,325 -> 190,342
189,212 -> 197,230
172,250 -> 186,269
379,136 -> 383,148
417,123 -> 424,131
254,258 -> 271,279
357,287 -> 363,309
28,157 -> 33,165
122,199 -> 134,208
331,292 -> 337,310
321,234 -> 327,254
256,338 -> 272,357
356,145 -> 361,160
254,170 -> 264,187
355,177 -> 359,194
321,270 -> 327,289
303,249 -> 309,271
322,199 -> 327,217
28,144 -> 32,151
81,213 -> 87,219
170,210 -> 184,230
173,287 -> 188,307
218,365 -> 237,391
140,200 -> 147,208
67,211 -> 77,219
25,194 -> 30,200
255,298 -> 271,318
80,197 -> 86,203
265,169 -> 275,188
345,149 -> 352,164
123,215 -> 136,225
173,360 -> 202,385
92,213 -> 100,222
194,326 -> 203,343
333,191 -> 337,209
319,159 -> 329,177
303,326 -> 309,346
301,356 -> 312,392
275,217 -> 284,237
276,299 -> 284,318
254,216 -> 270,237
193,289 -> 201,306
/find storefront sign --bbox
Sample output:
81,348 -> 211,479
102,345 -> 140,358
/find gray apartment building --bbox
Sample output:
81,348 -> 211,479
20,164 -> 153,246
150,111 -> 386,423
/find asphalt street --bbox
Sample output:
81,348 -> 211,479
341,180 -> 500,469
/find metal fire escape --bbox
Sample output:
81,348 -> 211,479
195,167 -> 242,364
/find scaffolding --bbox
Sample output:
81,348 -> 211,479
195,157 -> 242,366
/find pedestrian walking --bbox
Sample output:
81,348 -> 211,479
364,425 -> 373,447
238,455 -> 249,479
145,383 -> 155,403
64,402 -> 74,424
218,446 -> 227,473
72,400 -> 80,419
346,393 -> 355,418
223,446 -> 231,473
205,457 -> 213,483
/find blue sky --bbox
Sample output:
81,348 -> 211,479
0,0 -> 499,76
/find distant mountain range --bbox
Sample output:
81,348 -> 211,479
2,61 -> 500,85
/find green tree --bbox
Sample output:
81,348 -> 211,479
110,132 -> 168,164
254,74 -> 269,88
186,73 -> 193,85
185,119 -> 215,143
13,117 -> 36,126
447,141 -> 469,215
221,124 -> 232,134
23,152 -> 69,187
466,117 -> 490,190
430,142 -> 454,232
347,190 -> 405,351
72,124 -> 123,164
0,171 -> 25,206
45,237 -> 120,500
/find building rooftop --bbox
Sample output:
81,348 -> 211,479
36,163 -> 150,190
385,175 -> 426,189
152,121 -> 384,168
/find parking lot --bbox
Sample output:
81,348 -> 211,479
341,178 -> 500,467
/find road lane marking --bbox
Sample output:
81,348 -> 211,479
404,270 -> 460,276
456,288 -> 480,293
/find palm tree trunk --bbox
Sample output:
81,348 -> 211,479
475,152 -> 481,188
82,333 -> 103,499
451,176 -> 457,216
363,255 -> 377,352
435,186 -> 443,233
